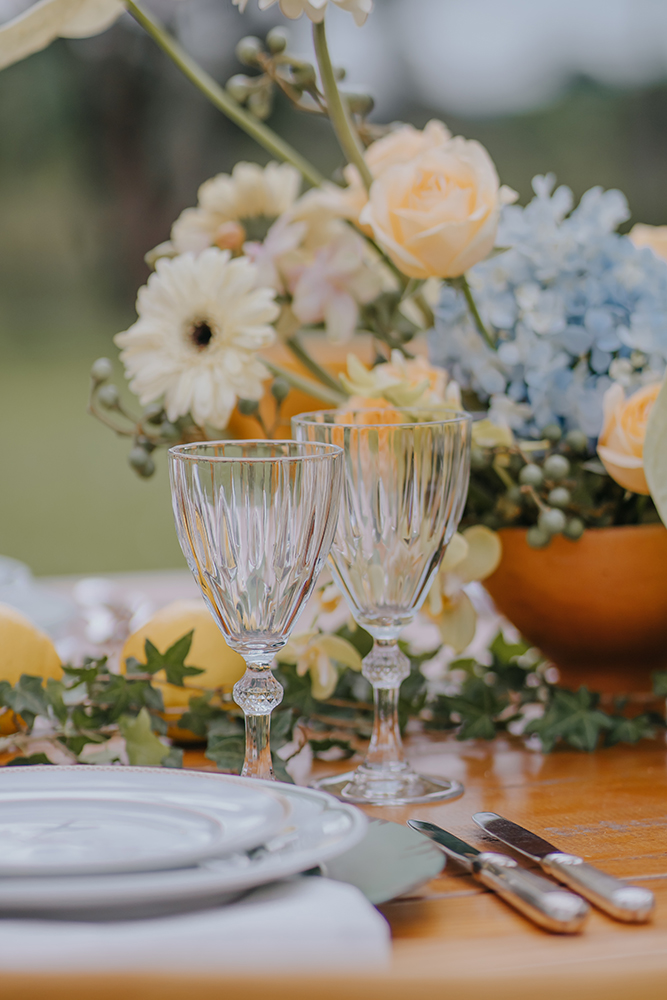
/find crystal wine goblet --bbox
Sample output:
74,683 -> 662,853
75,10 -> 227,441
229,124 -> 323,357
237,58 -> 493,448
292,408 -> 472,804
169,440 -> 343,780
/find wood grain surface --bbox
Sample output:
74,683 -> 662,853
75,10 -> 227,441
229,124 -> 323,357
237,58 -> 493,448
4,733 -> 667,999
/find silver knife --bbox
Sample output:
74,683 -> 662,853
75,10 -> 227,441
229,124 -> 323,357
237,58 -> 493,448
407,819 -> 588,933
473,812 -> 655,923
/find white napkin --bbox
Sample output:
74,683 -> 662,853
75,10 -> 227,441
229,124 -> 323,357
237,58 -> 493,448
0,877 -> 391,973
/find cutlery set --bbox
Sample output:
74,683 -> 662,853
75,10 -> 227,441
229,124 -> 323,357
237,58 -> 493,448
408,812 -> 655,934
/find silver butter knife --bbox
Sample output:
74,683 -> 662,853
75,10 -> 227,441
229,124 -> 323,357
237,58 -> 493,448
473,812 -> 655,923
407,819 -> 588,933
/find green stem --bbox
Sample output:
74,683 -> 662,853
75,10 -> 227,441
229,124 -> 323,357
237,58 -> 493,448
456,274 -> 495,350
125,0 -> 324,188
285,335 -> 346,393
263,359 -> 346,406
312,21 -> 373,191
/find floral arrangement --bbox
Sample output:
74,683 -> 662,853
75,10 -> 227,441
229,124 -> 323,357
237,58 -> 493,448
2,0 -> 667,754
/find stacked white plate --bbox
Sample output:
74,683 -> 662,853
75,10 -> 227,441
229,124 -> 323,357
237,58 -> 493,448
0,766 -> 368,919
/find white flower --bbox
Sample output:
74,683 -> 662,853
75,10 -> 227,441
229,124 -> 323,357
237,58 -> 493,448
287,230 -> 382,343
280,630 -> 362,701
232,0 -> 372,27
115,248 -> 278,429
170,162 -> 301,256
0,0 -> 124,70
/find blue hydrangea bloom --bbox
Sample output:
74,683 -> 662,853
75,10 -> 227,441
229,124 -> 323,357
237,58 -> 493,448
429,175 -> 667,439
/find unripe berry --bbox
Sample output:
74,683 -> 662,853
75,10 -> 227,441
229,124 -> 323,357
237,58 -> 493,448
548,486 -> 571,508
564,517 -> 585,540
527,526 -> 551,549
97,384 -> 119,409
543,454 -> 570,481
519,463 -> 543,487
90,357 -> 113,382
538,507 -> 567,535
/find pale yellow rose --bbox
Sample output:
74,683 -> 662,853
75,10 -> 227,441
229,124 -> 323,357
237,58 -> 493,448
339,351 -> 461,409
597,381 -> 663,494
628,224 -> 667,264
359,138 -> 517,280
322,120 -> 453,235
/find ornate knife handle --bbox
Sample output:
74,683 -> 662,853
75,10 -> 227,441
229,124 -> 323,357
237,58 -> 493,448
541,853 -> 655,923
473,852 -> 589,934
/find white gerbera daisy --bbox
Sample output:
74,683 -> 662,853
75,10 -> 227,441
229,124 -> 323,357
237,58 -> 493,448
115,249 -> 278,429
170,161 -> 302,255
233,0 -> 372,26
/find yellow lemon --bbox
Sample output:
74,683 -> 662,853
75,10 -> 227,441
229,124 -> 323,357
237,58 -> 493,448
0,603 -> 62,735
120,599 -> 246,711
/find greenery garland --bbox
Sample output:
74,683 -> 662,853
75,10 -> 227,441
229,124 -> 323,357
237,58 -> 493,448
1,626 -> 665,773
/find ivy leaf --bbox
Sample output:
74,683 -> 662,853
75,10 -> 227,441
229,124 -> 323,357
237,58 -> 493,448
526,688 -> 613,752
142,633 -> 205,687
0,680 -> 13,708
270,709 -> 295,749
438,677 -> 507,741
271,753 -> 293,783
46,678 -> 67,725
206,734 -> 245,774
489,633 -> 531,665
604,714 -> 657,747
160,747 -> 184,768
118,708 -> 170,766
3,675 -> 51,729
309,737 -> 355,759
6,753 -> 53,766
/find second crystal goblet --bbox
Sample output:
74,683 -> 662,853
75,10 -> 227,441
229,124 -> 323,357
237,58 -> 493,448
292,408 -> 472,805
169,440 -> 343,780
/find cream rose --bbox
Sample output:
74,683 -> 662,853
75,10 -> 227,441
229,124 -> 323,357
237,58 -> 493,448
359,137 -> 517,280
597,381 -> 663,494
629,223 -> 667,263
326,120 -> 453,232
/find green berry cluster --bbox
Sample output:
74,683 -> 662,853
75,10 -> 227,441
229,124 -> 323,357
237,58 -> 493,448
227,29 -> 373,124
464,421 -> 659,545
89,359 -> 289,478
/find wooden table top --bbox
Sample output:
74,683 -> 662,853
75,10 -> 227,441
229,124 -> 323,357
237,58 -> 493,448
5,732 -> 667,1000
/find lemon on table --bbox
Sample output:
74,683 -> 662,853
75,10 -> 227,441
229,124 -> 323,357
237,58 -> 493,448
120,599 -> 246,710
0,603 -> 62,735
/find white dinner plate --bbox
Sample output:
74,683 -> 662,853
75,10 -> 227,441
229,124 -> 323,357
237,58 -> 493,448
0,769 -> 367,919
0,796 -> 228,877
0,767 -> 289,875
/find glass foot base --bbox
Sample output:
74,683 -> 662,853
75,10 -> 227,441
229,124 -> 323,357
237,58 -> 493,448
312,768 -> 464,806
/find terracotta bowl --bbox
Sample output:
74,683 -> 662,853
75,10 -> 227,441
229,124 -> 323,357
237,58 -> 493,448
483,524 -> 667,693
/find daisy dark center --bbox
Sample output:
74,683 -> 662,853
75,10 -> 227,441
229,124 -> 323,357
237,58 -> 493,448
189,320 -> 214,350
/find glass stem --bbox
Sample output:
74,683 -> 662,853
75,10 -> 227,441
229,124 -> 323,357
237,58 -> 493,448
361,639 -> 411,770
242,714 -> 274,780
366,685 -> 405,767
233,664 -> 284,781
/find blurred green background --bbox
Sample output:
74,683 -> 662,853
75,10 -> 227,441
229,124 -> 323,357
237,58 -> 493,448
2,4 -> 667,575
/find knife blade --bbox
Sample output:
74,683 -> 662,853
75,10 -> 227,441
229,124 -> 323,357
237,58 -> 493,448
473,812 -> 654,923
407,819 -> 588,933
